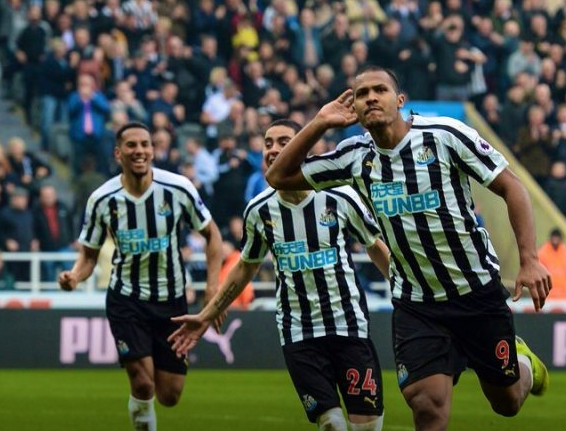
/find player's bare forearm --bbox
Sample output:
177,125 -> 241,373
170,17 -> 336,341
489,169 -> 551,310
59,245 -> 99,291
488,169 -> 537,263
265,117 -> 327,190
366,239 -> 390,281
202,260 -> 260,320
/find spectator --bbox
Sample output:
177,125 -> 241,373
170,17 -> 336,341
321,13 -> 353,71
110,79 -> 147,123
33,184 -> 75,282
211,133 -> 251,229
544,161 -> 566,216
183,137 -> 218,206
0,187 -> 38,282
500,84 -> 527,145
152,128 -> 180,173
512,104 -> 554,187
38,37 -> 74,151
148,81 -> 185,127
15,4 -> 50,125
507,38 -> 541,83
538,228 -> 566,299
288,8 -> 323,72
345,0 -> 386,42
68,73 -> 111,176
6,137 -> 51,195
433,15 -> 486,101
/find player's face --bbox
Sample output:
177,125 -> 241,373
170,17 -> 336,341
263,125 -> 296,168
353,70 -> 405,129
115,127 -> 154,178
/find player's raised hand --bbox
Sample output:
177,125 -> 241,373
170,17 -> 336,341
58,271 -> 78,291
168,314 -> 211,358
315,89 -> 358,128
513,258 -> 552,312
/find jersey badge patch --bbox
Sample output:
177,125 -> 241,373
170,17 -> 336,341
475,138 -> 494,155
319,208 -> 337,227
415,146 -> 436,166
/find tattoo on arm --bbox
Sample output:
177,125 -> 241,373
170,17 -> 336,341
213,282 -> 240,312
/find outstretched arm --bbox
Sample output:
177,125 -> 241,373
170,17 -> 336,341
199,219 -> 224,330
58,245 -> 100,291
168,259 -> 261,357
266,89 -> 358,190
488,169 -> 551,311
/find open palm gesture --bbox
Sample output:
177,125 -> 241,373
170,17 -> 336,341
168,314 -> 211,358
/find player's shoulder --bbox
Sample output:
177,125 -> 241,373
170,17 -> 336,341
152,168 -> 195,191
411,114 -> 475,136
323,185 -> 366,207
243,187 -> 277,218
336,133 -> 374,152
88,175 -> 123,202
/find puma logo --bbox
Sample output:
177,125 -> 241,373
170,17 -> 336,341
364,396 -> 377,408
202,318 -> 243,364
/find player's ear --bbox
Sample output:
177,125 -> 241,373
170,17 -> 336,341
397,92 -> 405,110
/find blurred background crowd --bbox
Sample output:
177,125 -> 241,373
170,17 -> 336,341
1,0 -> 566,300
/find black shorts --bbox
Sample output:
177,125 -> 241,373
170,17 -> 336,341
392,281 -> 519,390
106,288 -> 189,374
282,335 -> 384,423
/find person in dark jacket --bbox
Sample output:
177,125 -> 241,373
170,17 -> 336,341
33,184 -> 76,282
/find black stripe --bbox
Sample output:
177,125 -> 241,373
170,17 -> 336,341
426,135 -> 483,292
109,198 -> 123,294
279,203 -> 314,340
310,163 -> 353,184
448,164 -> 498,284
412,123 -> 497,171
305,140 -> 372,163
381,153 -> 431,300
259,203 -> 292,344
145,194 -> 159,301
356,151 -> 400,297
161,190 -> 176,301
343,226 -> 371,326
126,200 -> 141,299
304,198 -> 336,335
403,134 -> 456,299
448,147 -> 485,184
246,226 -> 264,260
243,189 -> 276,221
326,196 -> 359,336
84,187 -> 122,243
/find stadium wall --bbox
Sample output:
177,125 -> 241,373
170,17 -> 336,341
1,310 -> 565,370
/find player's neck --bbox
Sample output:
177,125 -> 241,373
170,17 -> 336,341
277,189 -> 311,204
121,170 -> 153,197
370,116 -> 412,150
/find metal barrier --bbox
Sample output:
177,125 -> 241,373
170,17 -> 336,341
0,251 -> 390,297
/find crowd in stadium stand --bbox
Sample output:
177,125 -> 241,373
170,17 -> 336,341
1,0 -> 566,288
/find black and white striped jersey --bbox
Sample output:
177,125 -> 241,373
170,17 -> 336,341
241,186 -> 381,346
79,168 -> 211,302
302,115 -> 508,302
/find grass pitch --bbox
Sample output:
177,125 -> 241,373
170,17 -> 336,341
0,369 -> 564,431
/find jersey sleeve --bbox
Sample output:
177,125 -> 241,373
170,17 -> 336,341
240,207 -> 269,263
447,119 -> 509,186
341,189 -> 382,247
78,194 -> 108,249
301,137 -> 364,191
179,178 -> 212,231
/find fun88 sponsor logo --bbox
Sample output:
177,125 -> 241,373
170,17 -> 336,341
371,181 -> 440,217
274,240 -> 338,272
117,229 -> 170,254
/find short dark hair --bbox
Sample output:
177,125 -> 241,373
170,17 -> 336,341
354,65 -> 401,94
550,228 -> 563,238
116,121 -> 151,144
266,119 -> 302,134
